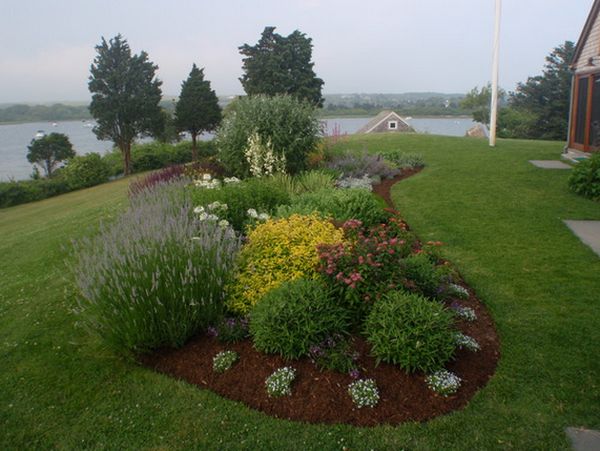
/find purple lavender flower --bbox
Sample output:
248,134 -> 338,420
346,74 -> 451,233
309,345 -> 324,358
349,369 -> 360,379
207,326 -> 218,337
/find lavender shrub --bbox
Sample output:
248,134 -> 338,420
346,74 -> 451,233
72,180 -> 241,355
326,150 -> 400,179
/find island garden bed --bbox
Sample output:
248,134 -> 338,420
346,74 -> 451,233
138,168 -> 500,426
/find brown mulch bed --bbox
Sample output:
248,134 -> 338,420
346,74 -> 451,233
138,168 -> 500,426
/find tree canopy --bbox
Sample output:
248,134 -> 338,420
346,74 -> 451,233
26,133 -> 75,177
88,34 -> 163,175
175,64 -> 221,160
239,27 -> 324,107
461,84 -> 506,125
509,41 -> 575,140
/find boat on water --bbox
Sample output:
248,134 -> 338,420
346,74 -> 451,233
34,130 -> 46,139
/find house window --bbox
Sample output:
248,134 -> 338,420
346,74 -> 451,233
388,121 -> 398,130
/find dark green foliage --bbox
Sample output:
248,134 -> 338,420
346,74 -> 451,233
239,26 -> 324,107
26,133 -> 76,177
0,103 -> 91,123
249,279 -> 351,359
216,95 -> 320,177
215,317 -> 249,344
88,34 -> 163,175
61,153 -> 111,190
308,334 -> 358,373
276,188 -> 388,227
507,41 -> 575,140
568,152 -> 600,201
364,291 -> 456,373
460,84 -> 506,125
150,109 -> 180,144
0,178 -> 69,208
189,177 -> 290,231
400,253 -> 445,299
497,107 -> 538,139
175,64 -> 222,160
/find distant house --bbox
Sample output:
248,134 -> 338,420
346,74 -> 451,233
356,111 -> 413,134
568,0 -> 600,154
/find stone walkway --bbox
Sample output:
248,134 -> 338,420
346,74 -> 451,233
529,160 -> 572,169
564,220 -> 600,257
566,427 -> 600,451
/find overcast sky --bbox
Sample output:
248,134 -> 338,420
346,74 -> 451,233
0,0 -> 595,103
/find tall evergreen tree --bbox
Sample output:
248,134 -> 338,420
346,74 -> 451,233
509,41 -> 575,140
239,27 -> 324,107
88,34 -> 163,175
174,64 -> 221,160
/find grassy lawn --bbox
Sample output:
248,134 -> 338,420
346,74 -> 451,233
1,134 -> 599,450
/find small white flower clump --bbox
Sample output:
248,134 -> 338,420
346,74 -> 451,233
348,378 -> 380,408
454,306 -> 477,322
454,333 -> 480,352
336,175 -> 373,191
426,370 -> 462,396
194,173 -> 221,189
449,283 -> 470,299
223,176 -> 241,184
244,132 -> 286,178
247,208 -> 269,221
207,201 -> 228,211
212,350 -> 238,373
265,367 -> 296,397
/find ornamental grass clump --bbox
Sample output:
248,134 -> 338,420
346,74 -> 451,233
348,378 -> 380,408
72,181 -> 241,355
250,279 -> 351,359
227,214 -> 344,314
364,291 -> 456,373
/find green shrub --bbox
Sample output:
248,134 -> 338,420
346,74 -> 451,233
0,178 -> 70,208
400,253 -> 445,299
72,181 -> 241,355
216,95 -> 320,177
384,150 -> 425,169
62,153 -> 111,190
568,152 -> 600,201
249,279 -> 351,359
364,291 -> 456,373
276,188 -> 388,227
189,177 -> 291,232
268,170 -> 336,197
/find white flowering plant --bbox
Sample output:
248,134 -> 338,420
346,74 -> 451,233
454,333 -> 480,352
244,132 -> 286,178
212,350 -> 238,373
451,304 -> 477,322
449,283 -> 470,299
348,378 -> 380,408
335,175 -> 373,191
194,173 -> 221,189
265,367 -> 296,397
426,370 -> 461,396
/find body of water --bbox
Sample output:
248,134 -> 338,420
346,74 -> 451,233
0,117 -> 476,181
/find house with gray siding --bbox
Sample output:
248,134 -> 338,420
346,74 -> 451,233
356,111 -> 413,134
568,0 -> 600,154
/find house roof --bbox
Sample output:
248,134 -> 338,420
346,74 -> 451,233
571,0 -> 600,68
356,111 -> 411,134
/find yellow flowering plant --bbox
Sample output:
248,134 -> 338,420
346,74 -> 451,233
227,214 -> 344,314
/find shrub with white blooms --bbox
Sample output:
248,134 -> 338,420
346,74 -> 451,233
426,370 -> 462,396
212,350 -> 238,373
348,378 -> 380,408
452,305 -> 477,322
194,173 -> 221,189
454,333 -> 480,352
449,283 -> 470,299
265,367 -> 296,397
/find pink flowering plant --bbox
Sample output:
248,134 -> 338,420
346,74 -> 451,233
317,215 -> 416,315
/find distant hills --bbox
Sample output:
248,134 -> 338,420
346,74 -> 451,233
0,92 -> 469,124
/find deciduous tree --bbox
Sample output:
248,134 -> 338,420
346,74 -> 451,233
174,65 -> 221,160
88,34 -> 163,175
26,133 -> 75,177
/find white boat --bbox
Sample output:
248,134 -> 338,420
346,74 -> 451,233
51,122 -> 58,127
34,130 -> 46,139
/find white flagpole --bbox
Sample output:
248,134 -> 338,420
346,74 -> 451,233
489,0 -> 502,147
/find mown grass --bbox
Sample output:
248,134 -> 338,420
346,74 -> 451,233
1,134 -> 598,450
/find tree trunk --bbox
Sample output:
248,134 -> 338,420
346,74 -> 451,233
191,132 -> 198,162
122,142 -> 132,176
45,159 -> 52,178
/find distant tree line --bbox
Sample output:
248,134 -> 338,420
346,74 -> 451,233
0,104 -> 92,123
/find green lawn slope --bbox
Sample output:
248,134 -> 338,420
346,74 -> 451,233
1,134 -> 598,450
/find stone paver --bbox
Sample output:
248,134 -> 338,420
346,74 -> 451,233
564,220 -> 600,257
529,160 -> 572,169
566,427 -> 600,451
